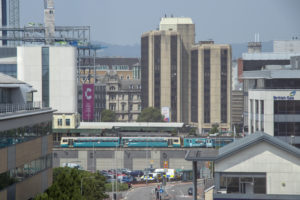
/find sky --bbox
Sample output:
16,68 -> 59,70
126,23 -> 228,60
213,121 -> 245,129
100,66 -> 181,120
20,0 -> 300,45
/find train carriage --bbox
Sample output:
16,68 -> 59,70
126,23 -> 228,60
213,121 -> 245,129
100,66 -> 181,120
60,137 -> 119,148
121,137 -> 181,148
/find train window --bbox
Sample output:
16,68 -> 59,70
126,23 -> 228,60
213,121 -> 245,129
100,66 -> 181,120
174,139 -> 178,142
62,139 -> 67,143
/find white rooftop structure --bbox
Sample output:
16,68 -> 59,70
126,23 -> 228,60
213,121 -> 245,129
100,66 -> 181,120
159,17 -> 193,31
79,122 -> 184,130
274,40 -> 300,53
242,52 -> 300,60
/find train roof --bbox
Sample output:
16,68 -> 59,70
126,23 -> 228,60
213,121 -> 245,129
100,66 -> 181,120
78,122 -> 184,129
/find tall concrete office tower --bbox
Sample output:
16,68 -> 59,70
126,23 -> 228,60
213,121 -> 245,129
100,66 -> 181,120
0,0 -> 7,46
44,0 -> 55,45
141,17 -> 194,122
190,41 -> 232,133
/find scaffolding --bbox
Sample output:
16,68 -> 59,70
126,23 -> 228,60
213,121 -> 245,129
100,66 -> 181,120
0,25 -> 90,44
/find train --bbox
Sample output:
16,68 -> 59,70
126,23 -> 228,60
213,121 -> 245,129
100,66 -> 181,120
60,136 -> 236,148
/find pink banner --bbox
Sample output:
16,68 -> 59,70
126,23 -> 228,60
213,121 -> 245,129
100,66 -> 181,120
82,84 -> 94,121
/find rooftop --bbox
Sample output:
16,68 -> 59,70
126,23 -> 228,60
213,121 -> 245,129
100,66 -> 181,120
185,132 -> 300,161
160,17 -> 193,25
242,52 -> 300,60
242,69 -> 300,79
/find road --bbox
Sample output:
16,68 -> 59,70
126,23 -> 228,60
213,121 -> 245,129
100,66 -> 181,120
122,184 -> 155,200
122,182 -> 201,200
165,182 -> 194,200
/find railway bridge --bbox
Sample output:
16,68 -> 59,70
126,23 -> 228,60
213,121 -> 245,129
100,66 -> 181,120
53,147 -> 212,171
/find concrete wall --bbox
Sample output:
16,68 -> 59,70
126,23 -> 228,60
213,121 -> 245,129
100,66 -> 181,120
192,44 -> 232,131
142,30 -> 182,122
53,148 -> 192,171
17,46 -> 77,113
215,141 -> 300,195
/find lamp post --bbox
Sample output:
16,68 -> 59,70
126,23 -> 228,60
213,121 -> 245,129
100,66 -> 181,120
114,127 -> 120,200
81,176 -> 95,196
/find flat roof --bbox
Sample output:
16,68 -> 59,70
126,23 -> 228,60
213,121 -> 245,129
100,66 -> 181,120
78,122 -> 184,129
242,52 -> 300,60
242,70 -> 300,79
160,17 -> 193,25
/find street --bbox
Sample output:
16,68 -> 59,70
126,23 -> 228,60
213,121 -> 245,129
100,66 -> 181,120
121,182 -> 201,200
122,184 -> 155,200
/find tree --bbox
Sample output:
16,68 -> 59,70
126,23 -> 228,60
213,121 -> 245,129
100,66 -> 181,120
101,109 -> 116,122
209,123 -> 219,135
34,167 -> 108,200
137,107 -> 164,122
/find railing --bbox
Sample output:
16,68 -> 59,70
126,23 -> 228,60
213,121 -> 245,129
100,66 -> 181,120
0,101 -> 44,114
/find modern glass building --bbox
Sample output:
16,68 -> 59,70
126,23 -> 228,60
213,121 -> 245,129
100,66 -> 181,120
0,73 -> 55,200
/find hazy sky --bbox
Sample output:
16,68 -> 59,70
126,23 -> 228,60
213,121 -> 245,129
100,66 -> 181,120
20,0 -> 300,45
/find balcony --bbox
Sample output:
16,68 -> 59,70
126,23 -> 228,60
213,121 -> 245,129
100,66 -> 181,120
0,102 -> 45,115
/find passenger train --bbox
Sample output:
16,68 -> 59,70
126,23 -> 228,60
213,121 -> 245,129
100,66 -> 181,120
60,136 -> 235,148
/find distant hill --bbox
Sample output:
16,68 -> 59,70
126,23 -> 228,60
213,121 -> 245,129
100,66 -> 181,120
94,41 -> 273,59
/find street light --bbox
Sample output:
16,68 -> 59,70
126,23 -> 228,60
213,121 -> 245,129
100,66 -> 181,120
81,176 -> 95,196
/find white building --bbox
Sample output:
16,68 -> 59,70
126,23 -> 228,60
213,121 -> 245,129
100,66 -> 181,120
248,88 -> 300,147
17,46 -> 77,113
213,133 -> 300,199
274,40 -> 300,53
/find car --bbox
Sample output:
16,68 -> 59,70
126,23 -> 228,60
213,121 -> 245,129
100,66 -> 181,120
130,170 -> 144,177
188,187 -> 193,196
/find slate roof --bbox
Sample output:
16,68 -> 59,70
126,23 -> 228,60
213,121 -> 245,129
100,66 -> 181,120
185,132 -> 300,161
0,73 -> 24,84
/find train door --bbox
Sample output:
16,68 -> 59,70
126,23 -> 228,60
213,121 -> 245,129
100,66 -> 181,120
168,139 -> 173,147
187,139 -> 193,147
123,139 -> 128,147
68,139 -> 74,147
206,139 -> 213,148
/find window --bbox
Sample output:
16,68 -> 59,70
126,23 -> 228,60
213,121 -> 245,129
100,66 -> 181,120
220,174 -> 266,194
127,76 -> 130,80
66,119 -> 70,126
129,104 -> 133,111
57,119 -> 62,126
122,104 -> 125,111
109,103 -> 116,111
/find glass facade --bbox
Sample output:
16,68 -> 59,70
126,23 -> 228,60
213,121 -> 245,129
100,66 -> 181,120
141,36 -> 149,109
274,122 -> 300,136
170,35 -> 177,122
0,153 -> 52,191
220,49 -> 228,123
191,49 -> 198,123
42,47 -> 50,107
274,100 -> 300,114
265,79 -> 300,89
0,88 -> 11,104
204,49 -> 210,123
0,64 -> 17,78
154,35 -> 161,109
0,121 -> 52,149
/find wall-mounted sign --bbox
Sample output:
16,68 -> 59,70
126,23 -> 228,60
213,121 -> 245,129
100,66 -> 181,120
82,84 -> 94,121
273,90 -> 296,100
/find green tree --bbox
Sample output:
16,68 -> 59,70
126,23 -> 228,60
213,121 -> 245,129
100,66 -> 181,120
137,107 -> 164,122
101,109 -> 116,122
34,167 -> 108,200
209,123 -> 219,135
